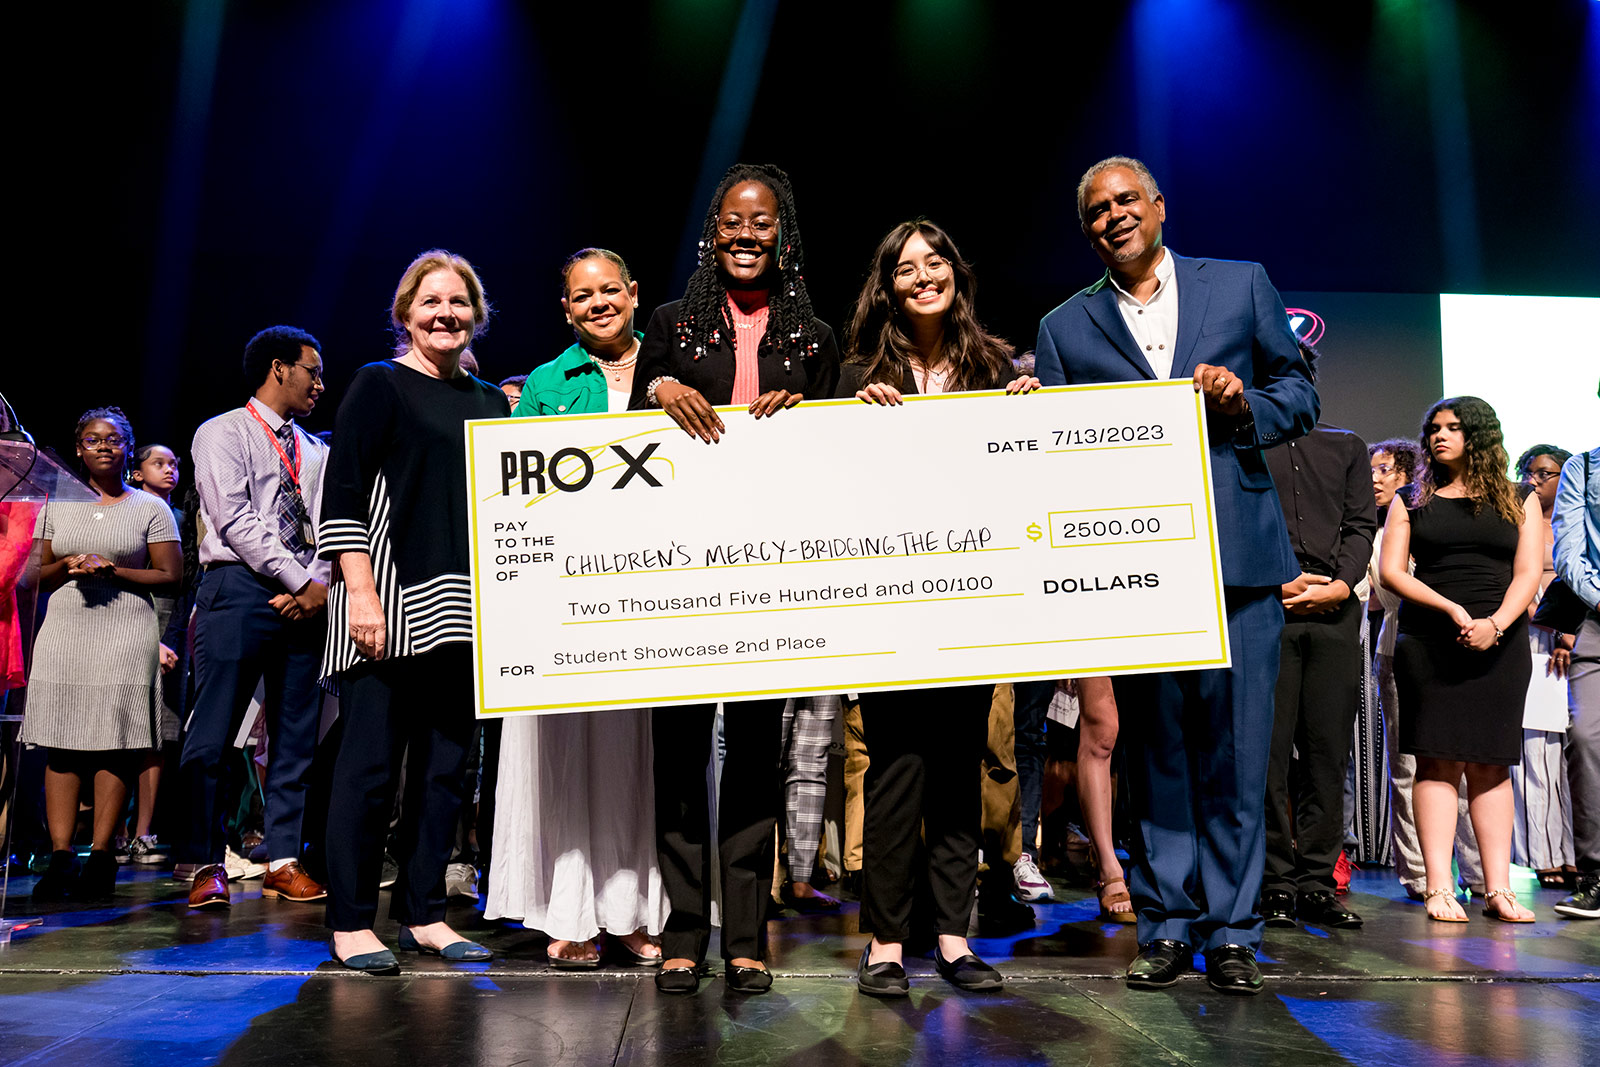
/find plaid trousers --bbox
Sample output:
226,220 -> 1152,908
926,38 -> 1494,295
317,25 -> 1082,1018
781,695 -> 839,879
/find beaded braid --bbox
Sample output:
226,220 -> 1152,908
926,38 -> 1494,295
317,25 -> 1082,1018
676,163 -> 821,372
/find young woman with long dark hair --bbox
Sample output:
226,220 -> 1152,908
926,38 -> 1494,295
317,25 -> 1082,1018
1380,396 -> 1542,923
840,218 -> 1034,996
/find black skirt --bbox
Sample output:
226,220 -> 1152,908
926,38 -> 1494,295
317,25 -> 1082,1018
1394,614 -> 1531,766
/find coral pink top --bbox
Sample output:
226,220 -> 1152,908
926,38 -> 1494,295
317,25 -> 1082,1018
728,298 -> 770,406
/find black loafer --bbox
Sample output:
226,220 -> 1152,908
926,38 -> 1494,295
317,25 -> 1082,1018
1298,889 -> 1363,928
725,963 -> 773,995
1126,939 -> 1190,989
654,964 -> 702,995
933,949 -> 1003,991
1204,944 -> 1263,995
1259,888 -> 1298,928
857,944 -> 910,998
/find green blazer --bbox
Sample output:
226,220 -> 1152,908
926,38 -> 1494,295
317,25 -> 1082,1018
512,333 -> 644,417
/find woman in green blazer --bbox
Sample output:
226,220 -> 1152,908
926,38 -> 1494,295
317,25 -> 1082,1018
486,249 -> 666,969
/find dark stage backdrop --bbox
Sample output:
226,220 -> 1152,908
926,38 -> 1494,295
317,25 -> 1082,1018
1279,292 -> 1446,447
10,0 -> 1598,467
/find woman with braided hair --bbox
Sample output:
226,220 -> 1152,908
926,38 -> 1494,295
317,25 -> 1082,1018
22,407 -> 181,901
632,164 -> 839,996
631,162 -> 839,438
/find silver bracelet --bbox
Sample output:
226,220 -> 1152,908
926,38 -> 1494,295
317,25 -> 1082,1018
645,376 -> 679,407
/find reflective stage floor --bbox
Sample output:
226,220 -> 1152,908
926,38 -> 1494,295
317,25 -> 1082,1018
1,865 -> 1596,1066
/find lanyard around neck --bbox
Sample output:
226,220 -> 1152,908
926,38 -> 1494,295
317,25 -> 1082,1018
245,403 -> 302,488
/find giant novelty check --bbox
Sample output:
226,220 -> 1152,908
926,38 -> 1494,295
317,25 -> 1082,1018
467,380 -> 1228,717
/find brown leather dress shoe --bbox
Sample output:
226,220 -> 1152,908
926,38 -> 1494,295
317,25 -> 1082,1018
188,864 -> 231,909
262,861 -> 328,902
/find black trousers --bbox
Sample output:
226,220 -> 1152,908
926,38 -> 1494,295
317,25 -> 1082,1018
652,699 -> 783,964
325,646 -> 476,931
1264,595 -> 1364,894
860,685 -> 989,942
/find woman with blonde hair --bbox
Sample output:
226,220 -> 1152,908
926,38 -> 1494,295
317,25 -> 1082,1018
319,250 -> 510,972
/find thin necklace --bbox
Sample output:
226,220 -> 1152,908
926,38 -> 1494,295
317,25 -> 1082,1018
589,339 -> 640,382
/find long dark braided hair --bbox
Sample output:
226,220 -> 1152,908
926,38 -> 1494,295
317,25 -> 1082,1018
676,163 -> 821,367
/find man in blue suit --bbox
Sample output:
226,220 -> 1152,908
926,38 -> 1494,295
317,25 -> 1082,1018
1034,157 -> 1318,994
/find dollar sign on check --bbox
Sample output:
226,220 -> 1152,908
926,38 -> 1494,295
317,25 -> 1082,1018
1026,522 -> 1043,543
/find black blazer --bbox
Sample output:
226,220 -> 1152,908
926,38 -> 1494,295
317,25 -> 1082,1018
629,300 -> 841,409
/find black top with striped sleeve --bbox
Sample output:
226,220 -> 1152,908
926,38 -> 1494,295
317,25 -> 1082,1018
317,359 -> 510,679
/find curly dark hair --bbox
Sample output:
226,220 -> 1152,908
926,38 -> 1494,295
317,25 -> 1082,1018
243,325 -> 321,390
674,163 -> 820,365
74,405 -> 135,479
1515,443 -> 1572,482
1412,396 -> 1522,525
844,219 -> 1014,393
1370,436 -> 1422,485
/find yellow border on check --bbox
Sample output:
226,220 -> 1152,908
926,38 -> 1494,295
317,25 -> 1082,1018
463,380 -> 1229,716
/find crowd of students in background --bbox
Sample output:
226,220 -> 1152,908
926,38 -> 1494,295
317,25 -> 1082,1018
3,157 -> 1596,1000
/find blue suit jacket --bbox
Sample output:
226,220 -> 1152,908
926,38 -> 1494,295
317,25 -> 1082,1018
1034,253 -> 1318,588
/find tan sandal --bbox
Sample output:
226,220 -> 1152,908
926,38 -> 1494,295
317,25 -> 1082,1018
1481,888 -> 1535,923
1096,877 -> 1138,923
1423,887 -> 1468,922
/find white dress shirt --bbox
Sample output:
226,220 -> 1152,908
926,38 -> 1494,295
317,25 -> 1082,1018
1108,246 -> 1179,379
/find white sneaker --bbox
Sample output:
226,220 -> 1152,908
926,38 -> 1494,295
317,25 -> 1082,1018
1013,853 -> 1054,902
128,835 -> 167,865
445,862 -> 480,900
224,846 -> 266,881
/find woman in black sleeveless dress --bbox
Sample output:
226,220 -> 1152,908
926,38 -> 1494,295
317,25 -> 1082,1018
1380,397 -> 1542,922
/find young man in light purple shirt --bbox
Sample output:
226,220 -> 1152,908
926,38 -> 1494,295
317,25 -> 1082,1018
178,325 -> 331,909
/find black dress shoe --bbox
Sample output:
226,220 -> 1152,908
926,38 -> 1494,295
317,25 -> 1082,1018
1126,939 -> 1190,989
654,965 -> 702,994
1298,889 -> 1363,928
725,963 -> 773,995
933,948 -> 1004,991
1259,888 -> 1298,928
857,944 -> 910,998
1204,944 -> 1264,995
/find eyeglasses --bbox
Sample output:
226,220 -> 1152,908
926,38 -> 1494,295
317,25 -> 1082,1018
1371,463 -> 1400,477
1527,469 -> 1562,484
287,362 -> 323,382
893,256 -> 952,282
716,215 -> 777,239
80,434 -> 127,448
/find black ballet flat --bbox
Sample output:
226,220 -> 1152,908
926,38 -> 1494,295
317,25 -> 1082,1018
724,963 -> 773,995
654,964 -> 702,994
933,948 -> 1003,991
857,944 -> 910,998
328,939 -> 401,976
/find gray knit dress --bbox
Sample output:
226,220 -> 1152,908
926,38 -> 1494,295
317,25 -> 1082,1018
19,492 -> 179,751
